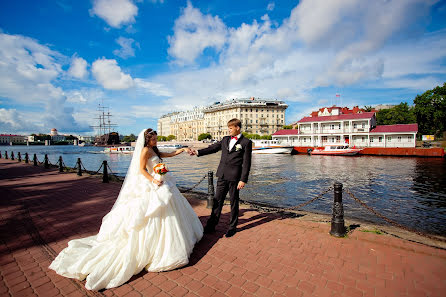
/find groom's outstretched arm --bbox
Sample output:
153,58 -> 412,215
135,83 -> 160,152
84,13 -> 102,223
197,141 -> 222,157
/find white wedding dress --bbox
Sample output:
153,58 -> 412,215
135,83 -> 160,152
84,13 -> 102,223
49,130 -> 203,291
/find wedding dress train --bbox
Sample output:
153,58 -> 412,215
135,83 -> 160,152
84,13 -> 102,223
49,154 -> 204,290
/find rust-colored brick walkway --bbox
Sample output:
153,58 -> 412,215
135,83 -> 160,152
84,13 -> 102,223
1,158 -> 445,297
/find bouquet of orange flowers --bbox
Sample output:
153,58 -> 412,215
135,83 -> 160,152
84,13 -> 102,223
153,163 -> 169,175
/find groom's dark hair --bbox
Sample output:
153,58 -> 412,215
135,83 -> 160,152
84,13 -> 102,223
227,118 -> 242,128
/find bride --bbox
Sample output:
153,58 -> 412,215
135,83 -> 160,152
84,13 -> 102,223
49,128 -> 204,290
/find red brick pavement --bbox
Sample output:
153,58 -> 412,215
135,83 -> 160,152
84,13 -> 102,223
1,158 -> 445,297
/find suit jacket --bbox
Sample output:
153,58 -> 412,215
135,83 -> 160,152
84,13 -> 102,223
198,135 -> 252,183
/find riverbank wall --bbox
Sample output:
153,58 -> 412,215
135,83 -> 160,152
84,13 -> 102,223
293,146 -> 445,157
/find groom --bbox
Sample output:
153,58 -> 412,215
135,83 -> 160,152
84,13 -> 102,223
190,118 -> 252,237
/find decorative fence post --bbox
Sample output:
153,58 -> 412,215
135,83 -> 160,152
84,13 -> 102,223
207,171 -> 214,209
76,158 -> 82,176
11,152 -> 14,160
58,156 -> 63,173
44,154 -> 49,169
33,154 -> 37,166
102,160 -> 109,183
18,152 -> 21,162
25,153 -> 29,164
0,151 -> 2,159
330,182 -> 346,237
5,151 -> 8,159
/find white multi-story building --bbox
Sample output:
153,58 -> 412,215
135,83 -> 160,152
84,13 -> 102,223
272,106 -> 417,148
157,98 -> 288,140
0,134 -> 27,145
203,98 -> 287,139
78,135 -> 95,143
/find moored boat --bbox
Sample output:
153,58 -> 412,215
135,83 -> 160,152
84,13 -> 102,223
252,140 -> 294,154
103,146 -> 134,154
157,144 -> 184,151
311,145 -> 362,156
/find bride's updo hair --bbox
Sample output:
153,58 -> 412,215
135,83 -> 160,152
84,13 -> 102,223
144,128 -> 162,160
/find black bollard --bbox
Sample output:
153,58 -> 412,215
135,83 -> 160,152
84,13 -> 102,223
18,152 -> 21,162
330,182 -> 346,237
102,160 -> 109,183
207,171 -> 214,209
58,156 -> 63,173
33,154 -> 37,166
44,154 -> 49,169
77,158 -> 82,176
5,151 -> 8,159
25,153 -> 29,164
0,151 -> 2,159
11,152 -> 14,160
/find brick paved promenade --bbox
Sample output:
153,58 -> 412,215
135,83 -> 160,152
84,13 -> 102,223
1,158 -> 445,297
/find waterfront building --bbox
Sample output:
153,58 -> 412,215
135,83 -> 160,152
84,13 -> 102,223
0,134 -> 27,144
78,135 -> 95,143
157,98 -> 287,140
157,112 -> 178,137
49,128 -> 66,142
272,106 -> 417,148
203,98 -> 287,140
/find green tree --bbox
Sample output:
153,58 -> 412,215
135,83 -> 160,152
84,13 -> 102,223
376,102 -> 416,125
260,135 -> 272,140
413,83 -> 446,136
198,133 -> 212,141
282,125 -> 293,129
123,134 -> 137,142
166,135 -> 176,141
363,105 -> 373,112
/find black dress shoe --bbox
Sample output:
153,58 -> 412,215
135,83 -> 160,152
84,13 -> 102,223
225,229 -> 236,238
204,225 -> 215,234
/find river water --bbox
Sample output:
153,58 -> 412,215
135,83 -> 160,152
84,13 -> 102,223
3,145 -> 446,236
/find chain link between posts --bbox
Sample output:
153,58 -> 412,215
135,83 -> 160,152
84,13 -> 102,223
344,187 -> 446,243
180,174 -> 207,193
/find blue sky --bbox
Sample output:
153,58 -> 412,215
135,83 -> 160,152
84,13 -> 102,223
0,0 -> 445,136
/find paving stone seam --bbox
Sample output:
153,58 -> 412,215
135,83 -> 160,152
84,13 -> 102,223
17,200 -> 104,297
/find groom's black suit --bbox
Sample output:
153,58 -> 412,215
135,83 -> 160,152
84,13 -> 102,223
197,134 -> 252,231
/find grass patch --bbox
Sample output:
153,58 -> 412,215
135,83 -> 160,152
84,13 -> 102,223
361,228 -> 383,235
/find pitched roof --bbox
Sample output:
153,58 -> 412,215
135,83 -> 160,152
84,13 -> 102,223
370,124 -> 418,133
296,112 -> 375,123
272,129 -> 299,136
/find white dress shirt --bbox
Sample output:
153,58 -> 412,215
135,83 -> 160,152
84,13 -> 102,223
228,133 -> 241,151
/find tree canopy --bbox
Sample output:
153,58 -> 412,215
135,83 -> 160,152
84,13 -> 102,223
122,134 -> 136,142
413,82 -> 446,136
198,133 -> 212,141
375,102 -> 416,126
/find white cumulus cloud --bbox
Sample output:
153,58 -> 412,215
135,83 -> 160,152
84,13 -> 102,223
91,0 -> 138,28
68,56 -> 88,79
168,2 -> 227,65
113,37 -> 139,59
92,58 -> 134,89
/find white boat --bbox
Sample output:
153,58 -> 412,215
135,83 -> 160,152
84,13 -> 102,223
252,140 -> 294,154
311,145 -> 362,156
157,144 -> 184,151
103,146 -> 135,154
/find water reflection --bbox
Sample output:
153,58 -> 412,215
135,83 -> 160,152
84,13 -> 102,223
3,146 -> 446,235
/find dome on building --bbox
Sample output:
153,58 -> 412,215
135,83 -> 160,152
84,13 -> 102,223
50,128 -> 58,136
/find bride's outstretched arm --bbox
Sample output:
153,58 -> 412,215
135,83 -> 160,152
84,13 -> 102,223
159,148 -> 186,158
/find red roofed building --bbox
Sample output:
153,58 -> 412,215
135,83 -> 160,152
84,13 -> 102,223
273,106 -> 417,148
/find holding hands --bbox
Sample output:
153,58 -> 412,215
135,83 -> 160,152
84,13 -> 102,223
186,148 -> 198,156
